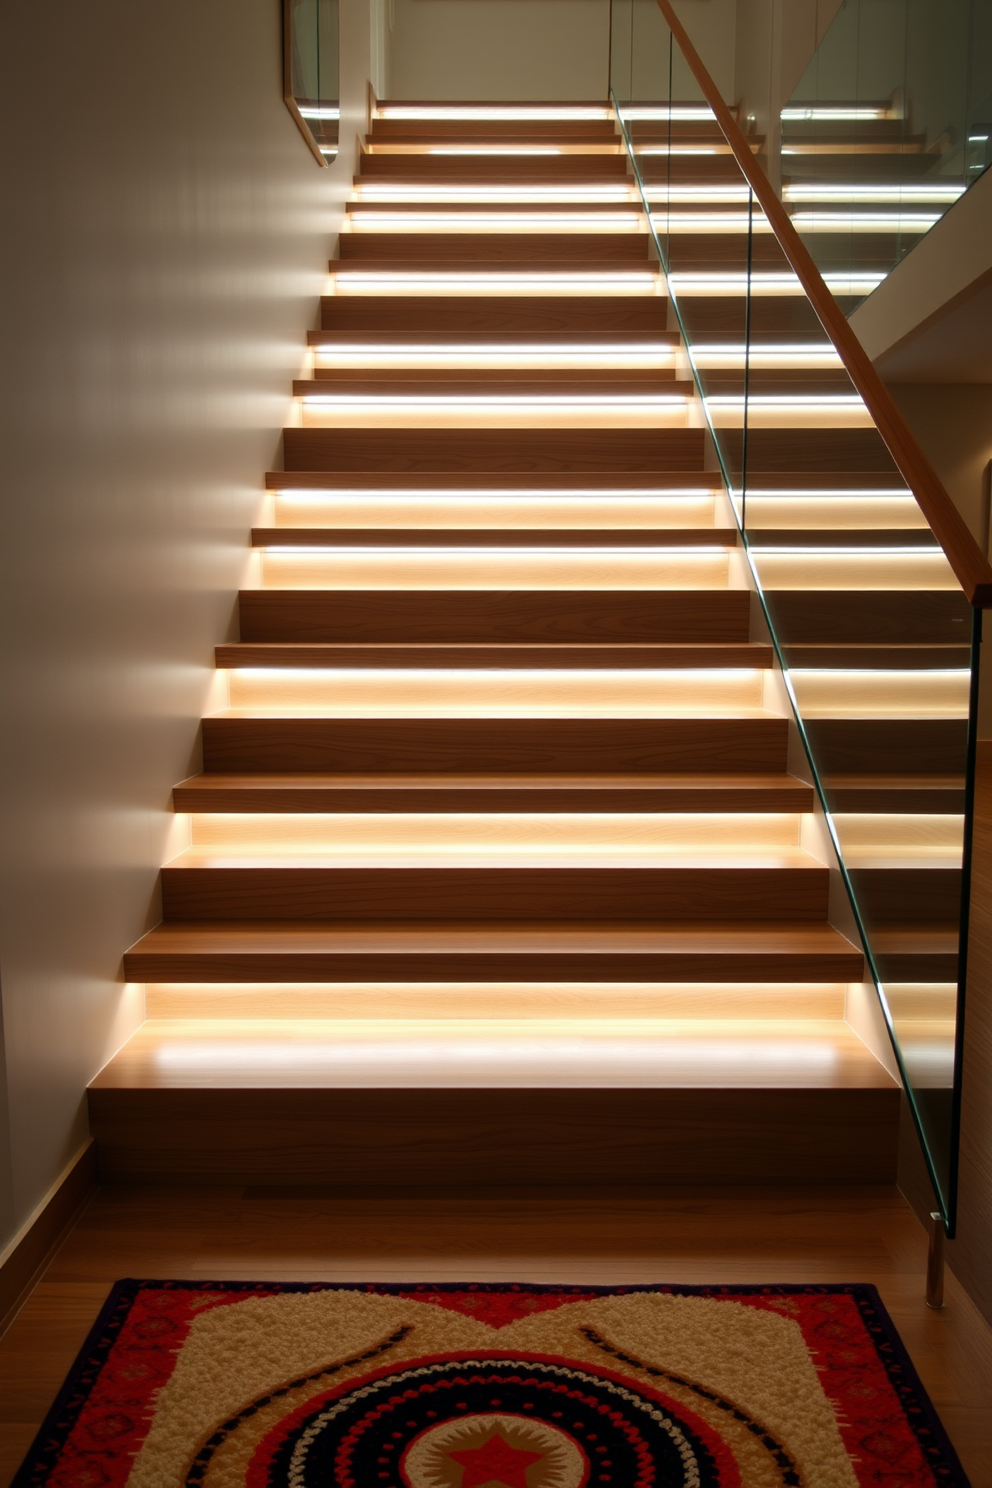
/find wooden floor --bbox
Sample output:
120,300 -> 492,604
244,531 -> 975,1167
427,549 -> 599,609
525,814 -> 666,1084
2,1185 -> 990,1486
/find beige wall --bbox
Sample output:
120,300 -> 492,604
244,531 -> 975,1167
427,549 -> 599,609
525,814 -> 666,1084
0,0 -> 369,1251
886,387 -> 992,553
387,0 -> 610,100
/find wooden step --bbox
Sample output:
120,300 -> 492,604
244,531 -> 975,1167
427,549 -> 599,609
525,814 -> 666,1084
327,257 -> 659,282
357,155 -> 630,179
319,296 -> 672,335
345,199 -> 646,218
282,428 -> 706,472
783,645 -> 970,669
250,528 -> 735,548
159,854 -> 827,922
781,153 -> 936,180
872,924 -> 958,981
367,122 -> 623,143
86,1023 -> 899,1185
724,428 -> 899,473
292,378 -> 694,400
266,471 -> 715,492
823,774 -> 966,812
201,716 -> 788,773
850,866 -> 963,922
236,589 -> 750,643
337,234 -> 652,262
680,297 -> 859,338
750,528 -> 937,548
306,366 -> 680,385
767,591 -> 971,645
215,641 -> 768,668
174,769 -> 808,813
124,919 -> 858,983
806,719 -> 967,773
310,329 -> 678,349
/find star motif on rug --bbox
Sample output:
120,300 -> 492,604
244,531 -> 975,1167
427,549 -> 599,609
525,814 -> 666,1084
448,1432 -> 546,1487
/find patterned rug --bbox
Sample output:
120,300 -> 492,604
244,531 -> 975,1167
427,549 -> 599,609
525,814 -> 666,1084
13,1281 -> 968,1487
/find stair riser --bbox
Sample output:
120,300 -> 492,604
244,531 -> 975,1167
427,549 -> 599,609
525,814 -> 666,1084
850,868 -> 963,923
338,235 -> 652,262
320,296 -> 672,334
174,785 -> 811,813
160,866 -> 829,922
124,946 -> 861,982
201,718 -> 788,773
806,719 -> 968,773
237,592 -> 751,644
721,428 -> 897,473
86,1087 -> 899,1186
358,156 -> 630,179
283,428 -> 706,472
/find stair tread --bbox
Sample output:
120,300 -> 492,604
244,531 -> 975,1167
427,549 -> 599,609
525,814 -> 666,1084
215,643 -> 769,667
90,1018 -> 896,1090
308,329 -> 680,345
127,919 -> 858,953
266,471 -> 718,489
174,770 -> 810,812
176,769 -> 802,785
295,379 -> 692,396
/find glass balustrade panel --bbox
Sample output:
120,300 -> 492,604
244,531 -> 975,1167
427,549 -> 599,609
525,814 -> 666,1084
610,0 -> 980,1223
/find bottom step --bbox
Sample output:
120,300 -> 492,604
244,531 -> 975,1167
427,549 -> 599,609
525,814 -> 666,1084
88,1020 -> 898,1187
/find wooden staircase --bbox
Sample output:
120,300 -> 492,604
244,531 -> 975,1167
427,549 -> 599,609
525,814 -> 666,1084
88,100 -> 902,1190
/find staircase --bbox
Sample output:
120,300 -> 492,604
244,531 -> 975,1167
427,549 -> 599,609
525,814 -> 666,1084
88,100 -> 901,1190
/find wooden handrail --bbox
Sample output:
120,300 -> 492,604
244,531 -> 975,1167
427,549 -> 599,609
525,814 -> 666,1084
655,0 -> 992,607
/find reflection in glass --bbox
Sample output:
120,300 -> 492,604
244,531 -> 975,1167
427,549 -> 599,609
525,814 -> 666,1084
285,0 -> 339,164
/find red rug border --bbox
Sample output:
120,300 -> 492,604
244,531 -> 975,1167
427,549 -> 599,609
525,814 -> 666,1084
10,1279 -> 970,1487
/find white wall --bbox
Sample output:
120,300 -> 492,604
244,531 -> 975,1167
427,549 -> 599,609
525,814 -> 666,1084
0,0 -> 370,1250
388,0 -> 610,99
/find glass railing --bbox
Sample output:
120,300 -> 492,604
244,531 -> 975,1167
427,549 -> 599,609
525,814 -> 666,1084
610,0 -> 988,1234
657,0 -> 992,312
284,0 -> 340,164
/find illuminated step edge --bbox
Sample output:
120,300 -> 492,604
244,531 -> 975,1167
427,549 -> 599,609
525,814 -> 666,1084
186,812 -> 806,853
99,1019 -> 867,1088
141,984 -> 854,1022
784,184 -> 965,203
375,106 -> 616,120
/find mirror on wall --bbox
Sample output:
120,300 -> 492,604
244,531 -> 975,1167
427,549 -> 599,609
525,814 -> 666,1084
284,0 -> 340,164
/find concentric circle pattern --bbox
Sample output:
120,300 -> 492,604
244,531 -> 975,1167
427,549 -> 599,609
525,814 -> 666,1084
255,1356 -> 726,1487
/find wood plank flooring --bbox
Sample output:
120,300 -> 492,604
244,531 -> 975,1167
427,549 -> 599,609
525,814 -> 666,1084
2,1186 -> 990,1486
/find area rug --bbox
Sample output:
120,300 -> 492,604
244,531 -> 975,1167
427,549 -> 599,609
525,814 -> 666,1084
12,1281 -> 969,1487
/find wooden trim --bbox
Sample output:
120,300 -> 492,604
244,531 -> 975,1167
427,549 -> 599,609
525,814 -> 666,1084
653,0 -> 992,608
0,1140 -> 97,1337
282,0 -> 329,168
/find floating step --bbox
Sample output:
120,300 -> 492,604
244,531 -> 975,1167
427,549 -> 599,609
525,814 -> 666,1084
251,528 -> 735,548
357,155 -> 630,179
173,769 -> 810,813
282,428 -> 707,472
337,233 -> 652,261
215,642 -> 768,669
124,919 -> 858,983
237,589 -> 750,644
319,295 -> 671,335
266,470 -> 716,492
200,715 -> 788,773
86,1021 -> 898,1186
767,592 -> 970,644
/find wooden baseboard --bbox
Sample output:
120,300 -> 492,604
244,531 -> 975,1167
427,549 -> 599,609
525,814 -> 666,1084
0,1140 -> 97,1336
